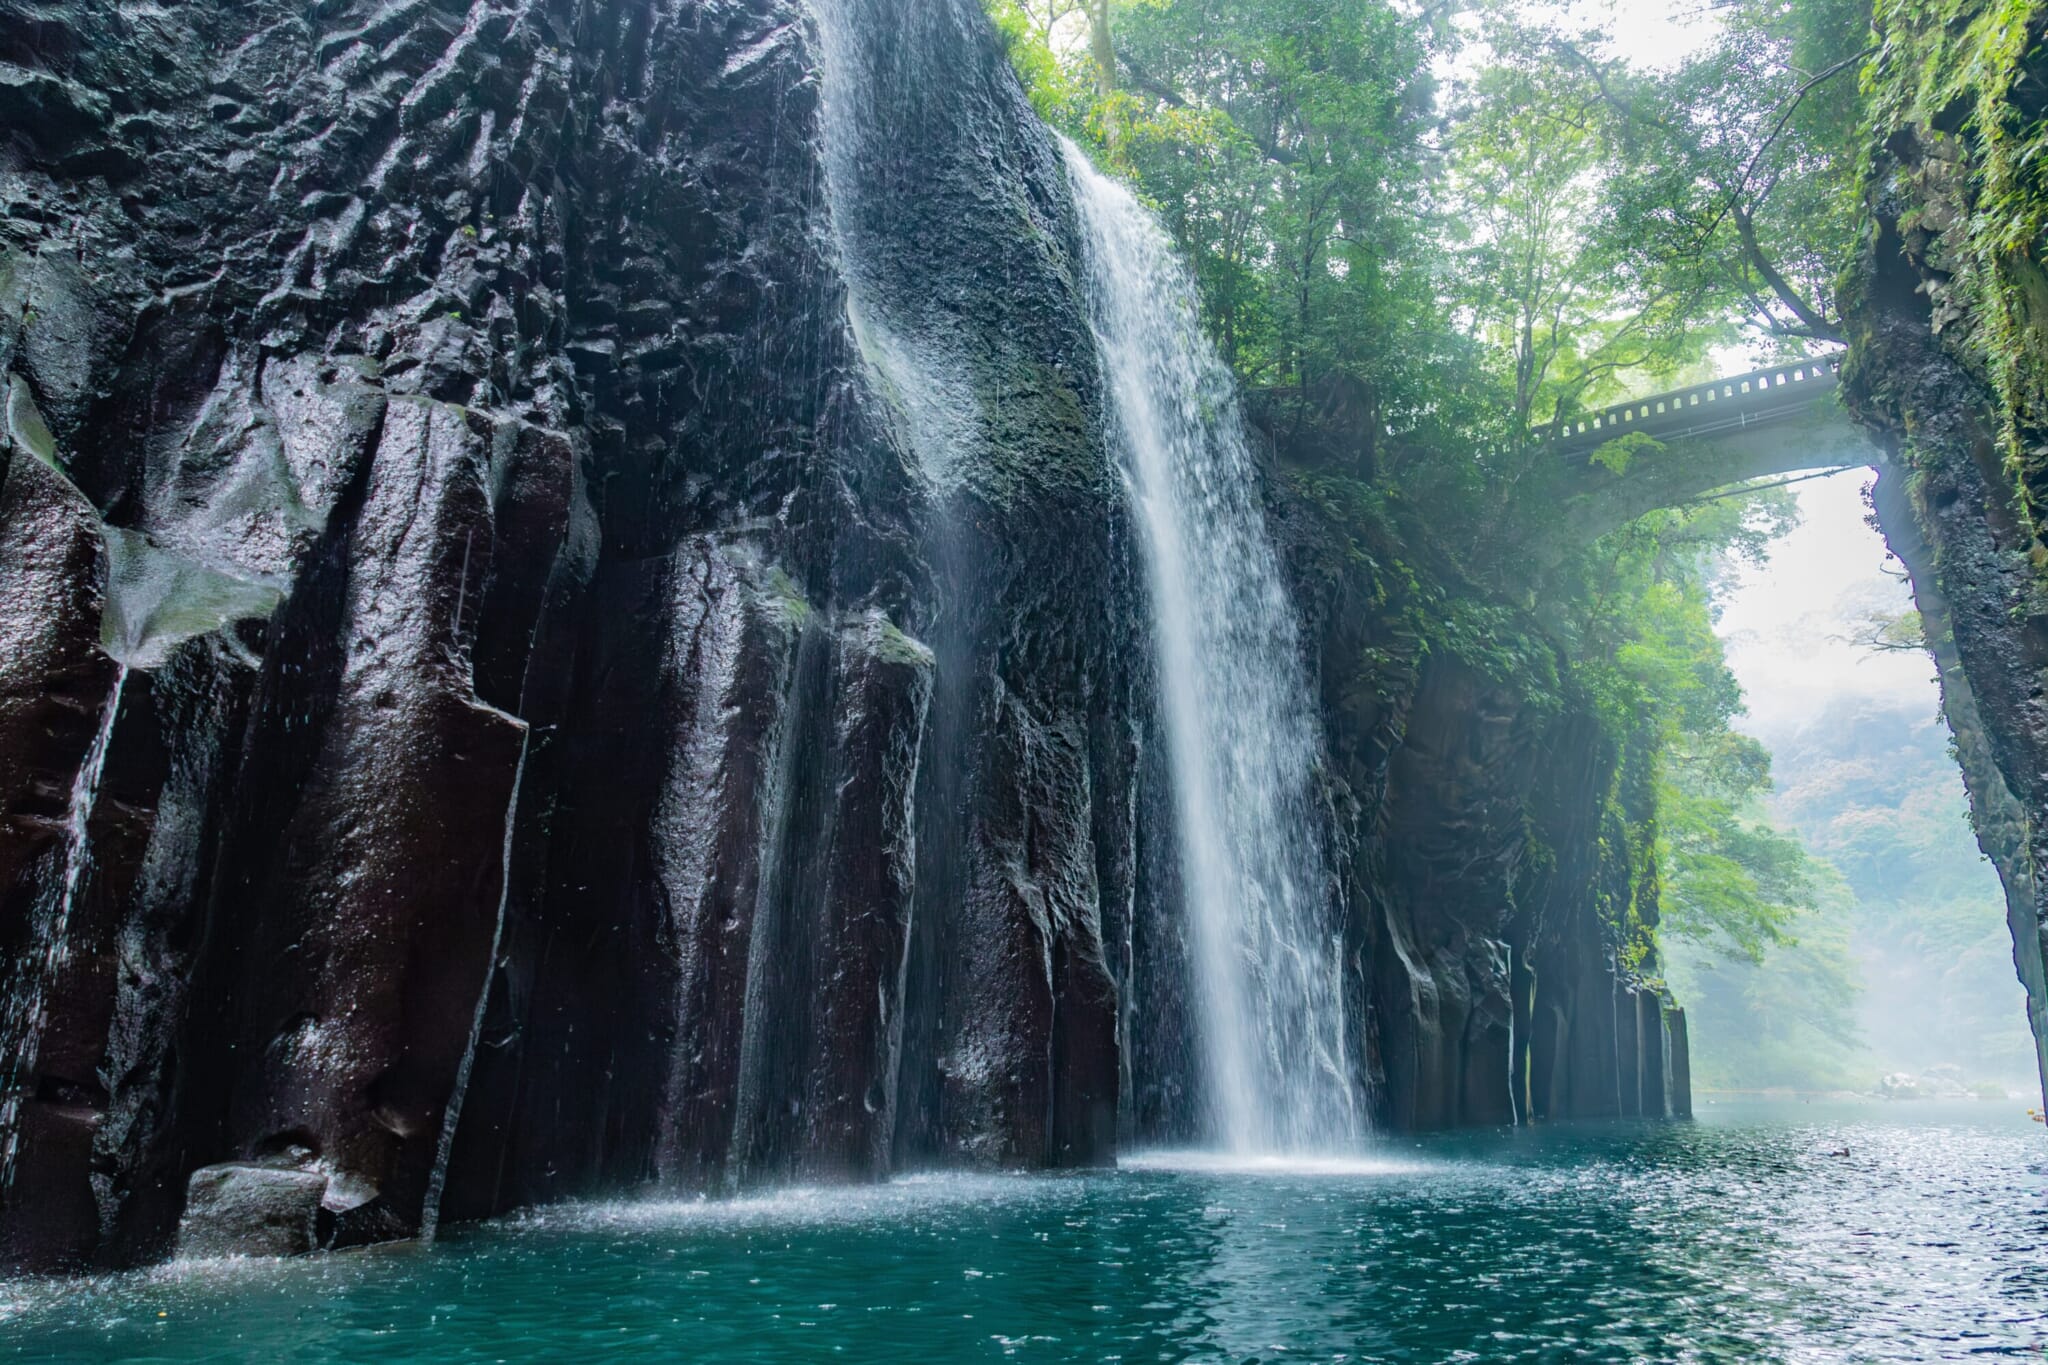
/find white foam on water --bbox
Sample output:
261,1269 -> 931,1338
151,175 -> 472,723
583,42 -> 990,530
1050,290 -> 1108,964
1121,1149 -> 1438,1179
505,1171 -> 1080,1236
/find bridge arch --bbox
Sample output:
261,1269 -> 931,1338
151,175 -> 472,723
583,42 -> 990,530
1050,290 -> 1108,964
1541,359 -> 1883,541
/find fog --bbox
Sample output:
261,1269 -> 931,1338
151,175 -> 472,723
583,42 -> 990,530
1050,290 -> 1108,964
1682,469 -> 2039,1092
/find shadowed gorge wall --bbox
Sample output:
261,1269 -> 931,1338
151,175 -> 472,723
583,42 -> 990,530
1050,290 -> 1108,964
1841,0 -> 2048,1107
1275,487 -> 1688,1138
0,0 -> 1682,1272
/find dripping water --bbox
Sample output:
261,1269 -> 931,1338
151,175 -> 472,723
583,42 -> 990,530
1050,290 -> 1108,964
806,0 -> 984,1165
1061,138 -> 1361,1153
0,664 -> 128,1192
419,716 -> 529,1242
806,0 -> 982,490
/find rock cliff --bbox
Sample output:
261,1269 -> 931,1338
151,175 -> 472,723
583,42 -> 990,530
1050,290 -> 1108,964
0,0 -> 1684,1272
1273,483 -> 1688,1136
1840,0 -> 2048,1105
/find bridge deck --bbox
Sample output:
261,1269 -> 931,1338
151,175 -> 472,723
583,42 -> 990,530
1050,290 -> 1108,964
1541,357 -> 1843,457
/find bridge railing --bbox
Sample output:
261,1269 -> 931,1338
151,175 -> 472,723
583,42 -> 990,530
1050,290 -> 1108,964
1538,356 -> 1843,455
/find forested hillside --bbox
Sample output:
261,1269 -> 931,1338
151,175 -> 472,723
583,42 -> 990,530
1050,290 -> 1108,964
1672,686 -> 2037,1091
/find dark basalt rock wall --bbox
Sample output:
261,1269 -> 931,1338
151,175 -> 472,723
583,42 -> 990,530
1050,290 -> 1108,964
1278,497 -> 1688,1136
0,0 -> 1674,1272
0,0 -> 1131,1270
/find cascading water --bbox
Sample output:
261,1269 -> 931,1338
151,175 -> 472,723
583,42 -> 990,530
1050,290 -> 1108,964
807,0 -> 982,489
1062,139 -> 1362,1153
0,664 -> 128,1190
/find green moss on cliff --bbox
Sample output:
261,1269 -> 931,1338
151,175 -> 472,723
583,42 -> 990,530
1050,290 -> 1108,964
1282,466 -> 1565,713
1865,0 -> 2048,512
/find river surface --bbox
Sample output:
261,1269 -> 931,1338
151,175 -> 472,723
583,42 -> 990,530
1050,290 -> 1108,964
3,1101 -> 2042,1362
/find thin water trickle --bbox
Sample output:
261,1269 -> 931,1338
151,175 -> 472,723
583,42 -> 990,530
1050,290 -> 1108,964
1060,139 -> 1361,1153
0,663 -> 128,1191
420,717 -> 530,1241
808,0 -> 982,490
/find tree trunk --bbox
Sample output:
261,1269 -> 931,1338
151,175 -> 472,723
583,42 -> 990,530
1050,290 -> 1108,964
1087,0 -> 1116,96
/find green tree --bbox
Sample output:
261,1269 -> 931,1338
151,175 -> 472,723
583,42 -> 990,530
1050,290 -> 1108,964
1446,13 -> 1711,452
1552,488 -> 1817,966
1587,0 -> 1874,348
1664,868 -> 1867,1092
1656,732 -> 1814,962
991,0 -> 1476,477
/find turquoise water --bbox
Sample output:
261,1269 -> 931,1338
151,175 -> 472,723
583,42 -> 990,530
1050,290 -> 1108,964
4,1102 -> 2043,1362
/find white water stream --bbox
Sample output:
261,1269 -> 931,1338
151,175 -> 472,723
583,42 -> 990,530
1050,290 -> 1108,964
1063,139 -> 1361,1152
0,664 -> 128,1190
803,0 -> 1359,1151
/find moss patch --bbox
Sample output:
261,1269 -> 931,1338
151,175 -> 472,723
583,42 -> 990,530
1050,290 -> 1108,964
1865,0 -> 2048,516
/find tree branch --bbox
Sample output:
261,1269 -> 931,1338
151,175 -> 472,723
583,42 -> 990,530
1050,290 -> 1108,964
1690,47 -> 1876,255
1734,206 -> 1844,343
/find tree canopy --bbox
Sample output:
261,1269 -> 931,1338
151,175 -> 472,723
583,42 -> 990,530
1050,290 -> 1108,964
986,0 -> 1895,993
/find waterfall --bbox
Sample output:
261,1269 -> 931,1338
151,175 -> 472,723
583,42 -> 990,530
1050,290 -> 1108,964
0,664 -> 128,1190
807,0 -> 982,490
1061,139 -> 1361,1153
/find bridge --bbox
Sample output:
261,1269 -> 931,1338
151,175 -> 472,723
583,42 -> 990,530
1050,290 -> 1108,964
1537,356 -> 1878,540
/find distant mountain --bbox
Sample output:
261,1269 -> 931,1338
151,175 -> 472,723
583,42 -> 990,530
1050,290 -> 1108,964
1671,692 -> 2038,1091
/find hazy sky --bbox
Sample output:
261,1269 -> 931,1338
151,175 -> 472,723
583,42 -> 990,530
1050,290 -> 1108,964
1581,0 -> 1721,67
1717,471 -> 1939,738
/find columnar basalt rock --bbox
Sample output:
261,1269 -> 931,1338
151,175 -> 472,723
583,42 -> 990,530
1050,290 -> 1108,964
0,436 -> 114,922
1273,488 -> 1686,1136
0,0 -> 1139,1270
0,0 -> 1688,1274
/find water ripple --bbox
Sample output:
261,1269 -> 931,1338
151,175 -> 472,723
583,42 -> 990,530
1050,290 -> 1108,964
2,1102 -> 2043,1362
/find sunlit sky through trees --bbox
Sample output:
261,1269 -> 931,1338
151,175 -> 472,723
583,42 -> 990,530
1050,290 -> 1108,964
1501,2 -> 1935,740
1587,2 -> 1934,730
1572,0 -> 1720,69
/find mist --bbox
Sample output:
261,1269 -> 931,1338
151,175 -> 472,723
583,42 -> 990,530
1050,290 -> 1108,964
1668,470 -> 2040,1094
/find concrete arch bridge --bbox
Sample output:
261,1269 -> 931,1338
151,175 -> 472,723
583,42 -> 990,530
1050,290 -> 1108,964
1539,357 -> 1877,541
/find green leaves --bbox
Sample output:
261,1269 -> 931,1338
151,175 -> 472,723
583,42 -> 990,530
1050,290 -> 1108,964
1656,748 -> 1814,964
979,0 -> 1853,994
1543,481 -> 1824,970
1574,0 -> 1872,351
1587,430 -> 1664,476
1862,0 -> 2048,519
989,0 -> 1466,463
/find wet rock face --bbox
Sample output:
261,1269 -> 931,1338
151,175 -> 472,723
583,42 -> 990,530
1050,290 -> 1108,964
1844,149 -> 2048,1109
0,0 -> 1678,1273
0,0 -> 1138,1271
1276,493 -> 1689,1135
176,1164 -> 326,1260
1834,5 -> 2048,1108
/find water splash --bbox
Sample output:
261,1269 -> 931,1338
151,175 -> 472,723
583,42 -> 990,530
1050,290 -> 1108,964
1120,1149 -> 1436,1178
1060,138 -> 1361,1153
0,664 -> 128,1191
